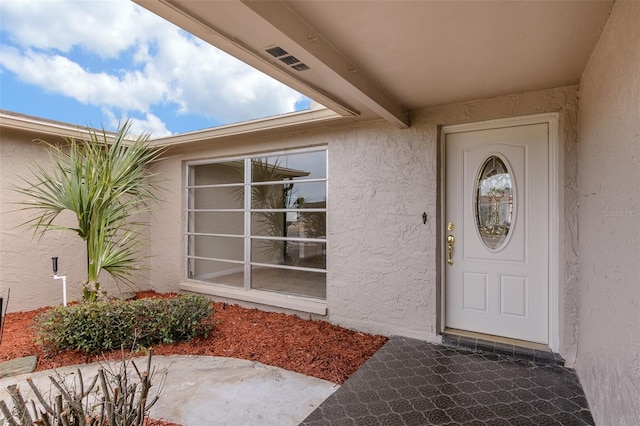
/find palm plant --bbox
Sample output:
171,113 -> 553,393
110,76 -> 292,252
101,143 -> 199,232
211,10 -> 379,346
15,121 -> 165,300
249,159 -> 295,262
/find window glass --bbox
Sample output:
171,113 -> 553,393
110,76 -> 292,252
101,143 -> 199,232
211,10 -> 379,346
189,211 -> 243,235
251,239 -> 326,270
252,212 -> 326,238
251,212 -> 286,237
251,182 -> 326,209
186,149 -> 327,299
250,184 -> 290,210
252,151 -> 326,182
188,259 -> 243,287
188,235 -> 243,261
190,187 -> 243,210
251,266 -> 326,299
192,161 -> 244,185
475,156 -> 514,249
297,211 -> 326,238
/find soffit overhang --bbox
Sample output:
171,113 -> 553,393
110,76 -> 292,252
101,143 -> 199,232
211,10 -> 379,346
135,0 -> 409,128
134,0 -> 613,129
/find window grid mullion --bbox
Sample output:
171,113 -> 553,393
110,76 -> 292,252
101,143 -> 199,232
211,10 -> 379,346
187,232 -> 244,238
187,182 -> 244,189
186,166 -> 195,278
243,158 -> 252,290
250,177 -> 326,186
250,235 -> 326,243
186,149 -> 327,299
250,261 -> 326,274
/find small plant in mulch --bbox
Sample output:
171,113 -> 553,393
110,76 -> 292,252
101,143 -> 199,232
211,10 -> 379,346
34,295 -> 214,355
1,349 -> 164,426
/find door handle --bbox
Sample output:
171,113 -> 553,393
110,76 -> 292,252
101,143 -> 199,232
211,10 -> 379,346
447,235 -> 455,265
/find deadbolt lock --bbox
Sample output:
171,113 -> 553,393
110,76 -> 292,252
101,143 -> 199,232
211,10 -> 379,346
447,222 -> 455,231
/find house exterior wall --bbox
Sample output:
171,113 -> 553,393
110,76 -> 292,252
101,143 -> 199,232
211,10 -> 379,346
0,128 -> 145,312
575,1 -> 640,424
148,85 -> 580,359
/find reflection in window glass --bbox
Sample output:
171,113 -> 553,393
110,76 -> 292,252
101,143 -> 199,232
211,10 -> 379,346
186,149 -> 327,300
189,259 -> 243,287
251,239 -> 326,269
251,182 -> 326,209
191,187 -> 243,210
252,212 -> 285,237
251,266 -> 326,299
475,156 -> 514,249
252,212 -> 326,238
192,161 -> 244,185
250,184 -> 290,210
190,211 -> 244,235
253,151 -> 326,181
188,235 -> 243,261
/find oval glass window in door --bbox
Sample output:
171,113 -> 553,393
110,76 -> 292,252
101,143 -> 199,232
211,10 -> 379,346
475,155 -> 514,249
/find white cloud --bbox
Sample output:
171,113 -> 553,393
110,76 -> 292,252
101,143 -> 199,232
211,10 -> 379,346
0,0 -> 161,58
0,0 -> 308,134
148,34 -> 303,123
0,46 -> 164,111
103,109 -> 171,138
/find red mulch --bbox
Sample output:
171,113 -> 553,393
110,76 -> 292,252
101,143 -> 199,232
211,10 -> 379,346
1,291 -> 387,426
0,291 -> 387,385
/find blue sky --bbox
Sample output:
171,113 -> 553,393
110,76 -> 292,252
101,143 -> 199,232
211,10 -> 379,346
0,0 -> 311,138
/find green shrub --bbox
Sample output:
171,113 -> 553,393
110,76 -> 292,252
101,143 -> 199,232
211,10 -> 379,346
35,295 -> 214,354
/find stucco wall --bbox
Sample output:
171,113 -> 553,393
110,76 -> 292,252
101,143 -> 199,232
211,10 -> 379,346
410,87 -> 580,352
575,1 -> 640,424
147,85 -> 580,353
0,128 -> 146,312
1,86 -> 581,361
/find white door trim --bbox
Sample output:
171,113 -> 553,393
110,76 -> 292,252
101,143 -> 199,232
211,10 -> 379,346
440,113 -> 559,351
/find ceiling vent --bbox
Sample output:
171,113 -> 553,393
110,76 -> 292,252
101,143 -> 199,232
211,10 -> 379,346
264,45 -> 310,72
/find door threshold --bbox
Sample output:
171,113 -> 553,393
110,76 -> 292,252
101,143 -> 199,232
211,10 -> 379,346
442,328 -> 564,366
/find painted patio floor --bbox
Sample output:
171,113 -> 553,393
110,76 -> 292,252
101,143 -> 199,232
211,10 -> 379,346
301,336 -> 593,425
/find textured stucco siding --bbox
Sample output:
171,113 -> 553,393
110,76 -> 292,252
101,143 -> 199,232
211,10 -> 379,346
576,1 -> 640,424
0,129 -> 147,312
0,87 -> 582,367
147,85 -> 580,355
327,122 -> 437,340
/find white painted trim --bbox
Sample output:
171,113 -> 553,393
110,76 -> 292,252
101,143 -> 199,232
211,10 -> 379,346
440,113 -> 560,352
193,266 -> 245,281
150,107 -> 343,147
547,115 -> 560,352
441,113 -> 559,134
185,166 -> 195,279
243,158 -> 252,290
179,281 -> 328,315
184,146 -> 329,306
0,112 -> 104,139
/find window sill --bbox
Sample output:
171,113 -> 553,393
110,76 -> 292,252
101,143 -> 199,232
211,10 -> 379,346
178,281 -> 328,315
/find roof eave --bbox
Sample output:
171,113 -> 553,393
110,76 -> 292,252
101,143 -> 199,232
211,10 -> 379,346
149,105 -> 345,148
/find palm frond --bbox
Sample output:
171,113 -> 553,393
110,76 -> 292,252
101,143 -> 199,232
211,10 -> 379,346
14,120 -> 166,295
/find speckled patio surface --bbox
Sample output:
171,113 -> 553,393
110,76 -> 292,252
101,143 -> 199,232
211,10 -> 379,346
301,336 -> 593,426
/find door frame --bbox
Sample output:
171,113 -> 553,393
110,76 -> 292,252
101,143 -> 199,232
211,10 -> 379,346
438,113 -> 560,351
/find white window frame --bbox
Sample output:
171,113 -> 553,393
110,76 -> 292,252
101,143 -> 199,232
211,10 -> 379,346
182,147 -> 328,315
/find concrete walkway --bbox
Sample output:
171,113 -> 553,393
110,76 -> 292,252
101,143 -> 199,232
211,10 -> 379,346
0,355 -> 338,425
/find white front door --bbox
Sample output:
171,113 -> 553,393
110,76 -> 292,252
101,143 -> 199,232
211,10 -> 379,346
445,123 -> 549,344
